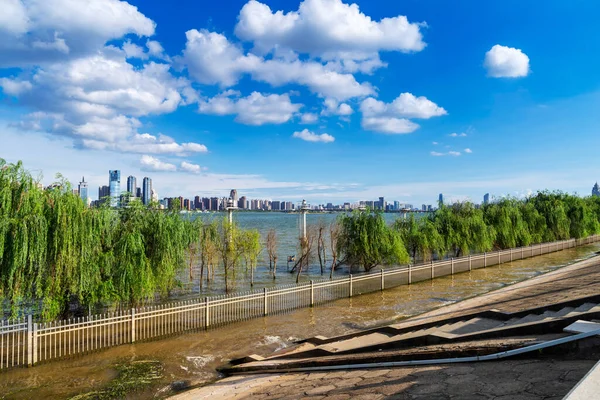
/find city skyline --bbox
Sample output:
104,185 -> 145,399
2,1 -> 600,205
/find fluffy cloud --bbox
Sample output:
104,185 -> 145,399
359,93 -> 446,134
484,45 -> 530,78
235,0 -> 426,58
449,132 -> 467,137
322,98 -> 353,116
0,0 -> 155,67
181,29 -> 374,100
292,129 -> 335,143
464,148 -> 473,153
198,91 -> 302,125
140,155 -> 177,172
5,47 -> 204,155
300,113 -> 319,124
180,161 -> 203,174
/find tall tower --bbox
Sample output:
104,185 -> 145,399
109,170 -> 121,208
593,183 -> 600,197
142,177 -> 152,205
483,193 -> 490,205
438,193 -> 444,207
127,176 -> 137,196
78,176 -> 88,204
230,189 -> 238,204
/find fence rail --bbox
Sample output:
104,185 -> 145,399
1,235 -> 599,370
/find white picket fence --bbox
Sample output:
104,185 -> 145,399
1,235 -> 599,370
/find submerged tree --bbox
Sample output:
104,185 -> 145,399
316,219 -> 327,275
329,220 -> 341,278
265,229 -> 278,279
337,210 -> 409,271
240,229 -> 262,286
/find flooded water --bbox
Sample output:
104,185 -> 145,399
177,211 -> 412,296
1,242 -> 599,399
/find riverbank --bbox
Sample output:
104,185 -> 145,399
1,243 -> 598,399
173,252 -> 600,399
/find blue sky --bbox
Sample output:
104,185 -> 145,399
1,0 -> 600,205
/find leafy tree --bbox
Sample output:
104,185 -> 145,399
337,210 -> 409,271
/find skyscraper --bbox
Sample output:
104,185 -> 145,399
378,197 -> 385,210
593,183 -> 600,197
127,176 -> 137,196
142,177 -> 152,205
438,193 -> 444,207
99,185 -> 110,205
230,189 -> 238,203
483,193 -> 490,205
109,170 -> 120,207
78,177 -> 88,204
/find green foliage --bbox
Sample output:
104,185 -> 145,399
395,215 -> 445,262
338,210 -> 409,271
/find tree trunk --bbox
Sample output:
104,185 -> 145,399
273,259 -> 277,280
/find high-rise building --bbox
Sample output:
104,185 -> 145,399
593,183 -> 600,197
483,193 -> 490,205
183,199 -> 191,211
272,201 -> 281,211
78,176 -> 88,204
98,185 -> 110,205
194,196 -> 202,210
136,187 -> 142,198
210,197 -> 219,211
438,193 -> 444,207
238,196 -> 247,209
127,176 -> 137,196
142,177 -> 152,205
109,170 -> 121,207
230,189 -> 238,203
378,197 -> 385,210
202,197 -> 210,211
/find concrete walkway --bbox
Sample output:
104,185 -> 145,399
171,255 -> 600,399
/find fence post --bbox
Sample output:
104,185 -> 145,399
381,269 -> 385,290
32,322 -> 37,365
204,297 -> 210,329
408,264 -> 412,284
263,288 -> 268,316
484,252 -> 487,268
27,315 -> 33,367
131,309 -> 136,343
349,275 -> 353,297
310,281 -> 314,307
469,255 -> 472,271
451,258 -> 454,275
431,260 -> 434,279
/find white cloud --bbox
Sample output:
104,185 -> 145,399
431,150 -> 461,157
0,0 -> 155,67
449,132 -> 467,137
322,98 -> 353,116
359,92 -> 445,134
0,78 -> 33,95
432,141 -> 438,145
464,148 -> 473,154
292,129 -> 335,143
198,91 -> 302,125
140,155 -> 177,172
80,133 -> 208,155
300,113 -> 319,124
234,0 -> 426,58
122,40 -> 148,59
362,117 -> 419,134
484,44 -> 530,78
181,29 -> 374,100
180,161 -> 202,174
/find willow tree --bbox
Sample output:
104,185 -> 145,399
483,198 -> 532,249
529,191 -> 571,242
199,220 -> 219,287
215,218 -> 245,293
563,195 -> 599,238
240,229 -> 262,286
433,202 -> 494,257
337,210 -> 408,272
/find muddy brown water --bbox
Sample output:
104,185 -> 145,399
2,244 -> 599,399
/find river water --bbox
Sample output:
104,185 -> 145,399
178,212 -> 412,296
1,242 -> 599,399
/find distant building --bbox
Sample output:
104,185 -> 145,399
183,199 -> 191,211
126,176 -> 137,196
272,200 -> 281,211
202,197 -> 210,211
593,183 -> 600,197
142,177 -> 152,205
483,193 -> 490,205
194,196 -> 202,210
78,176 -> 88,204
286,201 -> 294,211
230,189 -> 238,204
238,196 -> 247,209
98,185 -> 110,205
378,197 -> 385,210
109,170 -> 121,207
438,193 -> 444,207
210,197 -> 219,211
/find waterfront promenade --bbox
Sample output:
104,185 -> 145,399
172,254 -> 600,399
